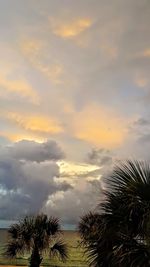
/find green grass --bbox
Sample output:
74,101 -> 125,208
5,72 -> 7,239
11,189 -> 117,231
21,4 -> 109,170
0,230 -> 88,267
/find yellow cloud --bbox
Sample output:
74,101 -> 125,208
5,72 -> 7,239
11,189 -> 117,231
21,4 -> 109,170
0,74 -> 39,104
38,64 -> 64,84
20,39 -> 65,84
58,160 -> 100,185
21,39 -> 42,57
50,18 -> 92,38
58,160 -> 99,176
1,132 -> 45,143
6,112 -> 63,135
72,105 -> 129,148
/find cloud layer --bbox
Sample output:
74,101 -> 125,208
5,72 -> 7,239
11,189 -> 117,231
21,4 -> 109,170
0,140 -> 70,219
0,0 -> 150,223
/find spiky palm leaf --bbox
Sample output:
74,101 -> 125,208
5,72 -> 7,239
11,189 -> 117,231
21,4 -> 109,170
5,214 -> 68,267
109,160 -> 150,199
79,212 -> 119,267
50,240 -> 68,262
79,160 -> 150,267
113,238 -> 150,267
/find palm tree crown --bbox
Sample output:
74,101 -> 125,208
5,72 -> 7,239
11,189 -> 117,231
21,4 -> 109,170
79,160 -> 150,267
5,214 -> 68,267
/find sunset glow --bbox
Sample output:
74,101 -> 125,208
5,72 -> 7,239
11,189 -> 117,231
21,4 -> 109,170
0,0 -> 149,226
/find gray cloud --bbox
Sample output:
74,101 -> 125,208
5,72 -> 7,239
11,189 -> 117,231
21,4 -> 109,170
44,179 -> 103,225
0,140 -> 71,220
87,148 -> 113,166
134,118 -> 150,126
0,139 -> 104,223
4,140 -> 64,162
129,117 -> 150,145
42,156 -> 105,224
138,134 -> 150,144
0,0 -> 150,224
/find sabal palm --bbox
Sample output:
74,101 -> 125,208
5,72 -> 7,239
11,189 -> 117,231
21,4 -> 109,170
79,160 -> 150,267
5,214 -> 68,267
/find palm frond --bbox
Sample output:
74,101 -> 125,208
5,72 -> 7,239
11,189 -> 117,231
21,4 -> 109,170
78,212 -> 101,243
79,160 -> 150,267
8,223 -> 21,239
47,217 -> 61,236
5,214 -> 68,265
50,240 -> 68,262
114,239 -> 150,267
79,212 -> 118,266
5,240 -> 24,258
109,160 -> 150,200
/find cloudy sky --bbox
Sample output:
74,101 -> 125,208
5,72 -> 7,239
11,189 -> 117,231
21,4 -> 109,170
0,0 -> 150,224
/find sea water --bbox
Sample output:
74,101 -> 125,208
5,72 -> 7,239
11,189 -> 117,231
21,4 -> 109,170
0,220 -> 75,230
0,220 -> 17,228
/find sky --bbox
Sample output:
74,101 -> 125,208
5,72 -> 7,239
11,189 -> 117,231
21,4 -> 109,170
0,0 -> 150,224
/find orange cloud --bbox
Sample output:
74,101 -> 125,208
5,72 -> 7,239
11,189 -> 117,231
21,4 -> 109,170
135,78 -> 147,88
0,74 -> 39,104
100,43 -> 118,59
6,112 -> 63,135
134,75 -> 148,88
50,18 -> 92,38
143,48 -> 150,58
72,105 -> 130,148
1,132 -> 45,143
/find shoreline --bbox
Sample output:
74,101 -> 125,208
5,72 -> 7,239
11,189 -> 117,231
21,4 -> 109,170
0,228 -> 77,232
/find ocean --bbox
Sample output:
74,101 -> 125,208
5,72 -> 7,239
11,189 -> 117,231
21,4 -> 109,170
0,220 -> 17,229
0,220 -> 76,230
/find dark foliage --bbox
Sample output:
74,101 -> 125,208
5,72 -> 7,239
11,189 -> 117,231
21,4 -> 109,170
79,160 -> 150,267
5,214 -> 68,267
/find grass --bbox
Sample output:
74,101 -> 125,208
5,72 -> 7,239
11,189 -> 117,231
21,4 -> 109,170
0,230 -> 88,267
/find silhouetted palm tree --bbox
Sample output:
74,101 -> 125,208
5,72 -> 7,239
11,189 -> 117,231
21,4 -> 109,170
5,214 -> 68,267
79,160 -> 150,267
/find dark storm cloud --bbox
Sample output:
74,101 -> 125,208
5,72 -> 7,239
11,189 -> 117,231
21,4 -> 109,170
87,148 -> 113,166
0,139 -> 103,223
4,140 -> 64,162
0,140 -> 71,219
44,180 -> 103,224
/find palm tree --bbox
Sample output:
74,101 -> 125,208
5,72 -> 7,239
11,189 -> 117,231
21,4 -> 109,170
79,160 -> 150,267
5,214 -> 68,267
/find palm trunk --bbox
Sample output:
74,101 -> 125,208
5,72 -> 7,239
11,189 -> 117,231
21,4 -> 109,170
29,246 -> 42,267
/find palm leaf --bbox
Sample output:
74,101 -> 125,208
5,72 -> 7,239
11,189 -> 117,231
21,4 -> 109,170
79,160 -> 150,266
5,239 -> 25,258
50,240 -> 68,262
